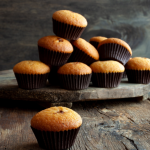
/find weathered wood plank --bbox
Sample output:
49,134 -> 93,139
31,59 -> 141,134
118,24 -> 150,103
0,70 -> 149,104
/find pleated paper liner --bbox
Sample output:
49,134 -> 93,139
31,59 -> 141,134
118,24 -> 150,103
58,74 -> 92,90
48,66 -> 61,86
68,45 -> 96,65
122,70 -> 127,78
98,43 -> 131,65
31,126 -> 80,150
38,46 -> 71,67
92,72 -> 123,88
53,19 -> 85,40
126,70 -> 150,84
15,73 -> 49,90
89,41 -> 99,49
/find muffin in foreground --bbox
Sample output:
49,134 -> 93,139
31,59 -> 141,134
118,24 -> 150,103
125,57 -> 150,84
69,38 -> 99,65
90,61 -> 124,88
58,62 -> 92,90
98,38 -> 132,65
31,106 -> 82,150
89,36 -> 107,49
52,10 -> 87,40
13,60 -> 50,89
38,35 -> 73,67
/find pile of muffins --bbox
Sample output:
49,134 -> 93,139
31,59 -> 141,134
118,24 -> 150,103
12,10 -> 150,150
13,9 -> 150,91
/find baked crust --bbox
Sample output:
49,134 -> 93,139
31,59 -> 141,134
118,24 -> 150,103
90,61 -> 125,73
31,106 -> 82,132
13,60 -> 50,74
58,62 -> 92,75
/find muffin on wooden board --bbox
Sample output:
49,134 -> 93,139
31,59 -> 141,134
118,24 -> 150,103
58,62 -> 92,90
90,61 -> 124,88
52,10 -> 87,40
69,38 -> 99,65
125,57 -> 150,83
38,35 -> 73,67
31,106 -> 82,150
98,38 -> 132,65
13,60 -> 50,89
89,36 -> 107,49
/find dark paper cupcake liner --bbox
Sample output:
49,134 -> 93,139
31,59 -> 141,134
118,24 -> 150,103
48,66 -> 61,86
122,70 -> 127,78
58,74 -> 92,90
53,19 -> 85,40
31,126 -> 80,150
89,41 -> 99,49
126,70 -> 150,84
68,45 -> 96,65
92,72 -> 123,88
38,46 -> 71,67
98,43 -> 131,65
15,73 -> 49,90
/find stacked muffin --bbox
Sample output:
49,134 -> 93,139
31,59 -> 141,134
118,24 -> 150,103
13,9 -> 150,91
37,10 -> 99,90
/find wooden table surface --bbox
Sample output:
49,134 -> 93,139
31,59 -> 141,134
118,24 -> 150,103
1,98 -> 150,150
1,71 -> 150,150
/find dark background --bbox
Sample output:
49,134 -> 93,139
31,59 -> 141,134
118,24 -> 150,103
0,0 -> 149,71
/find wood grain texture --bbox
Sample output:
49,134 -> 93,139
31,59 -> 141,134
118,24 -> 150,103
1,98 -> 150,149
0,0 -> 150,70
0,70 -> 149,103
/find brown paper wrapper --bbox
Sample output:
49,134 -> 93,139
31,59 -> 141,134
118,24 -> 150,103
122,70 -> 127,78
48,66 -> 61,86
126,70 -> 150,84
92,72 -> 123,88
98,43 -> 131,65
31,126 -> 80,150
68,45 -> 96,65
53,19 -> 85,40
15,73 -> 49,90
89,41 -> 99,49
58,74 -> 92,90
38,46 -> 71,67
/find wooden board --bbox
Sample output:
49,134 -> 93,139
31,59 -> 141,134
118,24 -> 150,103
0,70 -> 149,103
1,98 -> 150,150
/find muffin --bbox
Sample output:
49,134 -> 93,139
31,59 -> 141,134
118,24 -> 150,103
69,38 -> 99,65
89,36 -> 107,49
125,57 -> 150,83
52,10 -> 87,40
31,106 -> 82,150
90,61 -> 124,88
98,38 -> 132,65
13,60 -> 50,89
58,62 -> 92,90
38,35 -> 73,67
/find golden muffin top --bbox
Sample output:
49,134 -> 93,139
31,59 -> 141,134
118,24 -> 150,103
125,57 -> 150,70
71,38 -> 99,60
89,36 -> 107,43
90,61 -> 125,73
13,60 -> 50,74
31,106 -> 82,132
52,10 -> 87,27
38,35 -> 73,53
98,38 -> 132,55
57,62 -> 92,75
